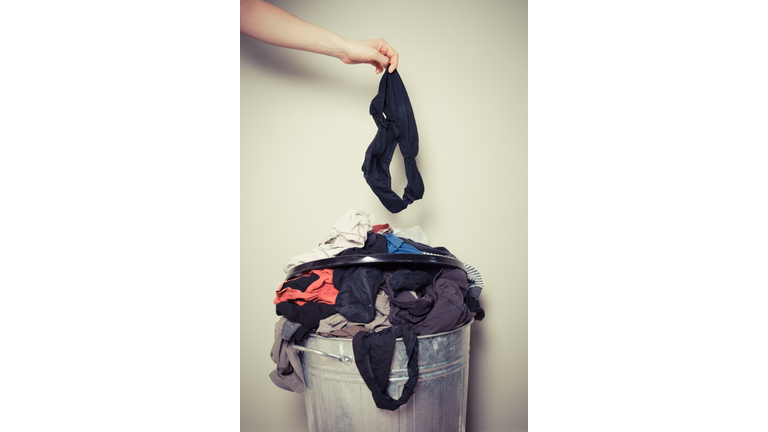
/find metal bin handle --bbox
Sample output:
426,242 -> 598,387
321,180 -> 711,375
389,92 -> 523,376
291,345 -> 354,365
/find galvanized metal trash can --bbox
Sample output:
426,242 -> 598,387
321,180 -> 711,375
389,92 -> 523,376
293,320 -> 472,432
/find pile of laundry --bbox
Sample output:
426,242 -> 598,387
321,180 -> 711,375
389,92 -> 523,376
269,209 -> 485,409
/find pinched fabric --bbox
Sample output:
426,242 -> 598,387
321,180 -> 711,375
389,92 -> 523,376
362,70 -> 424,213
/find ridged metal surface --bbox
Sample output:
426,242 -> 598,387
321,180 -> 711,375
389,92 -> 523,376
299,321 -> 471,432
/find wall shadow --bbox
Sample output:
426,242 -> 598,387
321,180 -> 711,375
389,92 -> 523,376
240,33 -> 322,81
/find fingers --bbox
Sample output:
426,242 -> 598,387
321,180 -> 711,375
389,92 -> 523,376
374,39 -> 399,73
387,54 -> 399,73
342,38 -> 399,74
373,52 -> 389,74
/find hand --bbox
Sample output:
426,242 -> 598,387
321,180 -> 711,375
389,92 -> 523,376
338,38 -> 399,74
240,0 -> 400,74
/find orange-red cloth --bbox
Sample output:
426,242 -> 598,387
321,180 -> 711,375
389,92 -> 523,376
372,223 -> 391,234
274,269 -> 338,306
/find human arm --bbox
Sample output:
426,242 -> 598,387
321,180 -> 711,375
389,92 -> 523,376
240,0 -> 398,74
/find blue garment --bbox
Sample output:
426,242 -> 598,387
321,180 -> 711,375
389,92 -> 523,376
386,234 -> 423,254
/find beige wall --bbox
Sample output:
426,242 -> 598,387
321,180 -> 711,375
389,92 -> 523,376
241,1 -> 527,431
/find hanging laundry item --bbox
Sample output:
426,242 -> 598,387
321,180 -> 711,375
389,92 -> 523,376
362,70 -> 424,214
352,324 -> 419,411
269,317 -> 307,393
464,263 -> 486,320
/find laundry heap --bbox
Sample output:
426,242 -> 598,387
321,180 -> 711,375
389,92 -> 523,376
269,209 -> 485,410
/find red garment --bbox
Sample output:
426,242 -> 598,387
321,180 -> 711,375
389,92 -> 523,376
372,223 -> 392,234
274,269 -> 337,306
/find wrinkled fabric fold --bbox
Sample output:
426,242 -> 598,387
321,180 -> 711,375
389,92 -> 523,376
283,209 -> 374,274
362,70 -> 424,213
334,266 -> 383,323
269,317 -> 306,393
382,267 -> 472,335
352,325 -> 419,410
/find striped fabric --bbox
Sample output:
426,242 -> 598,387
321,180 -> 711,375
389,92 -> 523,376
463,264 -> 484,300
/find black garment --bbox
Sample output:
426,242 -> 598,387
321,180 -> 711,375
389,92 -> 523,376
275,302 -> 338,331
352,325 -> 419,411
281,272 -> 320,292
291,325 -> 312,342
389,268 -> 430,293
466,298 -> 485,321
336,233 -> 389,258
400,238 -> 455,258
334,266 -> 384,323
332,233 -> 387,292
362,69 -> 424,213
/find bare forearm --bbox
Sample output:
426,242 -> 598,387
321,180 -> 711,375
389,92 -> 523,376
240,0 -> 398,74
240,0 -> 347,59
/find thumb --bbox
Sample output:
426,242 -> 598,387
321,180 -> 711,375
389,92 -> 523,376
373,52 -> 389,73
